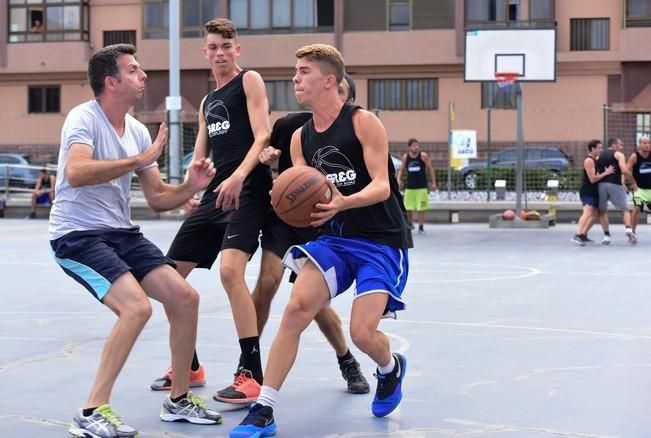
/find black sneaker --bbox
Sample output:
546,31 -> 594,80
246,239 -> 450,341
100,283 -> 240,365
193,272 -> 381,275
339,357 -> 370,394
571,235 -> 585,246
580,235 -> 594,244
229,403 -> 277,438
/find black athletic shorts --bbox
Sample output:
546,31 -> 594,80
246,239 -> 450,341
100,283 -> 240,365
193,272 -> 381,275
167,172 -> 272,269
260,210 -> 318,259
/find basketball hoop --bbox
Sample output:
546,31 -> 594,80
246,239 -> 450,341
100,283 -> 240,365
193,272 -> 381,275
495,72 -> 520,89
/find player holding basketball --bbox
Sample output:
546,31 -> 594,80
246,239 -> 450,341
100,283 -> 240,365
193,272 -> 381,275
230,44 -> 412,438
627,135 -> 651,236
150,18 -> 271,404
252,73 -> 370,395
50,44 -> 221,438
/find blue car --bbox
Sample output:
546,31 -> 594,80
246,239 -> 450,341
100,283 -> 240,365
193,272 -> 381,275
0,153 -> 40,190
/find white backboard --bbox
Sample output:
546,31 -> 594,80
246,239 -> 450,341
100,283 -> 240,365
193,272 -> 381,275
464,28 -> 557,82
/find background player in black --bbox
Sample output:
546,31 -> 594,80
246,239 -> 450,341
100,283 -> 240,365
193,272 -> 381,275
571,140 -> 614,245
150,18 -> 271,404
626,135 -> 651,235
231,44 -> 412,437
396,138 -> 436,234
28,168 -> 55,219
596,137 -> 636,244
253,74 -> 370,394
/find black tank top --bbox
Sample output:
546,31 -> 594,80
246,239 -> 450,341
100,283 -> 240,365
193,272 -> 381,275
271,112 -> 312,173
300,104 -> 412,249
203,70 -> 269,194
40,175 -> 51,190
596,149 -> 621,184
633,151 -> 651,189
580,157 -> 598,197
405,153 -> 428,189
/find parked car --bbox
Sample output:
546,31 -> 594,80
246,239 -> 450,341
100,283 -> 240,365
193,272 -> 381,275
459,147 -> 571,190
0,153 -> 40,190
390,152 -> 402,173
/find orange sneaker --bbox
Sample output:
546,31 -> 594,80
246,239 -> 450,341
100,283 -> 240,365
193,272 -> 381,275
150,364 -> 206,391
213,369 -> 261,404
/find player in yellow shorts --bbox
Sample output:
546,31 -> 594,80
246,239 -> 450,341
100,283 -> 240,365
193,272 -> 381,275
628,135 -> 651,237
397,138 -> 436,234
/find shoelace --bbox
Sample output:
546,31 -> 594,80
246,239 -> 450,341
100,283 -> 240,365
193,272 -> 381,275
185,392 -> 207,409
373,372 -> 393,398
96,405 -> 123,427
232,371 -> 252,388
342,362 -> 363,379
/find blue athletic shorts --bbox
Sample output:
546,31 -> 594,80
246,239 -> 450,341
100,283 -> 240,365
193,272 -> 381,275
36,193 -> 51,204
50,227 -> 175,302
283,235 -> 408,313
580,193 -> 599,208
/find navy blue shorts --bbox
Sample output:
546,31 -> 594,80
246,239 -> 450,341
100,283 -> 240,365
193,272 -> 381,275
283,235 -> 408,313
36,193 -> 51,204
580,194 -> 599,208
50,227 -> 175,302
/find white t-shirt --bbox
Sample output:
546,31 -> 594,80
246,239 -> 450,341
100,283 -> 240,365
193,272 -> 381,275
49,100 -> 156,240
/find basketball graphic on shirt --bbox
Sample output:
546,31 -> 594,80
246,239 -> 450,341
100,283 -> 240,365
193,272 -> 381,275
205,99 -> 231,137
311,145 -> 357,187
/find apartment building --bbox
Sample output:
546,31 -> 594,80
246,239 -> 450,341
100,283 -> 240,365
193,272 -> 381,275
1,0 -> 650,165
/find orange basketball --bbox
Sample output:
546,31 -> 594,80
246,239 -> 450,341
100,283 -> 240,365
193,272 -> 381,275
271,166 -> 332,228
502,209 -> 515,220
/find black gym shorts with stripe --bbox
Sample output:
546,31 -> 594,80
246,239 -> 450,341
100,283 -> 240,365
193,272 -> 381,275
167,171 -> 272,269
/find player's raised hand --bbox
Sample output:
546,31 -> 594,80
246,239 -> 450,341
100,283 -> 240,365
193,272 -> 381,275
138,122 -> 168,167
259,147 -> 281,165
186,157 -> 215,191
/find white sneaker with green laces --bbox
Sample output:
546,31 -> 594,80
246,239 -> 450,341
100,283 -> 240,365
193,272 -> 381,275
69,405 -> 138,438
160,392 -> 222,424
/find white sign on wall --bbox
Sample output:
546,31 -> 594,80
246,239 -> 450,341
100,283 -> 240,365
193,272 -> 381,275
451,130 -> 477,159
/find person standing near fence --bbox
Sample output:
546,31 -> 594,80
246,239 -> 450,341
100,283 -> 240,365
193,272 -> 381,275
596,138 -> 636,244
571,140 -> 614,246
397,138 -> 436,234
627,135 -> 651,237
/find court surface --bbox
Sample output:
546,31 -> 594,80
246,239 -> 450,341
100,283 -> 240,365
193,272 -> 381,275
1,219 -> 650,438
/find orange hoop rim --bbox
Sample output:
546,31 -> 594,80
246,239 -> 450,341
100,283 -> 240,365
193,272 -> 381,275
495,72 -> 520,86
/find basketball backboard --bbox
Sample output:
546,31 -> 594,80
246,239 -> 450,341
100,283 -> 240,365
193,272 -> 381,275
464,28 -> 557,82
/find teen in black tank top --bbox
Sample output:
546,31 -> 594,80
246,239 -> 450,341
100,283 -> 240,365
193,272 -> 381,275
300,104 -> 412,249
203,70 -> 269,194
596,149 -> 621,184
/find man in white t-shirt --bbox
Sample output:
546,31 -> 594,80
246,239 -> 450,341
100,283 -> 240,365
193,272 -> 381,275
49,44 -> 221,438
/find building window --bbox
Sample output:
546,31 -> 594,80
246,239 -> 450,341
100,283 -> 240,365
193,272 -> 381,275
229,0 -> 334,34
627,0 -> 651,27
143,0 -> 169,39
266,80 -> 302,111
465,0 -> 518,26
389,1 -> 410,31
570,18 -> 609,51
103,30 -> 137,47
368,79 -> 438,110
481,82 -> 517,109
28,86 -> 60,114
183,0 -> 219,37
637,113 -> 651,140
8,0 -> 89,43
529,0 -> 554,23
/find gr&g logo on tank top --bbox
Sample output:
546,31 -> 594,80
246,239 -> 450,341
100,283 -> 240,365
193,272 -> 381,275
312,145 -> 357,187
205,99 -> 231,137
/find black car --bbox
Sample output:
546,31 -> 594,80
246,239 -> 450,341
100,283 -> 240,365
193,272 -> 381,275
459,147 -> 571,190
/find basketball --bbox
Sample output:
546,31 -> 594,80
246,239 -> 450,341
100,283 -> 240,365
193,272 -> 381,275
502,209 -> 515,220
271,166 -> 331,228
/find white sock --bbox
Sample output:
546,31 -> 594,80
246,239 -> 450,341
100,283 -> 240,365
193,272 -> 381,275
378,355 -> 396,375
257,386 -> 279,409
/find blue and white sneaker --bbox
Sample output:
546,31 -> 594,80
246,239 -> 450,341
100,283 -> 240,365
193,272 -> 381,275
371,353 -> 407,417
229,403 -> 277,438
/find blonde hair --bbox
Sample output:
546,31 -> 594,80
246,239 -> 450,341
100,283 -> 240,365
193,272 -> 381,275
204,18 -> 237,39
295,44 -> 345,83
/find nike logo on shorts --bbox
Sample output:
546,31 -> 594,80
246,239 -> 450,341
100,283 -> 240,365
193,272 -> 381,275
227,234 -> 240,239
